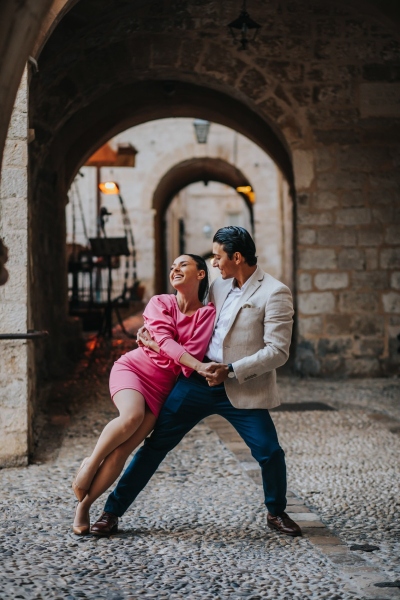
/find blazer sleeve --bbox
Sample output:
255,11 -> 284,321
232,286 -> 294,384
143,296 -> 187,363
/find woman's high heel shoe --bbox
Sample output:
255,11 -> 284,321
72,504 -> 90,535
72,457 -> 90,502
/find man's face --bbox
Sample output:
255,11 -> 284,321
211,242 -> 238,280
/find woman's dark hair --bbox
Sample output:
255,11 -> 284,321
213,226 -> 257,266
185,253 -> 210,302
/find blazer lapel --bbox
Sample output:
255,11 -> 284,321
224,267 -> 264,334
212,278 -> 233,323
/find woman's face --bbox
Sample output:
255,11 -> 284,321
169,255 -> 204,292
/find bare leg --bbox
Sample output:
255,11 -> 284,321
73,409 -> 156,529
74,389 -> 147,493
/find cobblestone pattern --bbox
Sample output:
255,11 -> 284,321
0,340 -> 399,599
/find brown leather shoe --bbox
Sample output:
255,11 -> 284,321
90,511 -> 118,536
267,512 -> 302,537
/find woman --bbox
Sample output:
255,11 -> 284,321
72,254 -> 215,534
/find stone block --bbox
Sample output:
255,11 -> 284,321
293,150 -> 314,188
337,146 -> 393,172
391,272 -> 400,290
0,198 -> 28,231
298,316 -> 323,336
297,209 -> 333,226
7,110 -> 27,141
357,226 -> 384,246
339,292 -> 379,313
294,341 -> 321,376
351,271 -> 388,290
365,248 -> 378,270
298,292 -> 335,314
336,208 -> 371,226
341,191 -> 366,207
313,191 -> 339,210
0,230 -> 28,267
372,206 -> 394,224
0,265 -> 28,303
382,292 -> 400,313
314,147 -> 335,172
298,272 -> 312,291
0,302 -> 28,333
380,248 -> 400,269
318,337 -> 353,356
3,140 -> 28,168
299,248 -> 336,269
324,314 -> 352,336
238,68 -> 269,100
0,167 -> 27,199
317,227 -> 356,246
317,171 -> 367,191
385,225 -> 400,244
360,83 -> 400,118
353,337 -> 385,358
338,248 -> 365,270
350,314 -> 385,336
315,272 -> 349,290
345,358 -> 381,376
298,228 -> 316,245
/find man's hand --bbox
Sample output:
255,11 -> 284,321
198,362 -> 230,386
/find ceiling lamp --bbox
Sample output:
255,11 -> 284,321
193,119 -> 211,144
228,1 -> 261,50
236,185 -> 255,203
99,181 -> 120,195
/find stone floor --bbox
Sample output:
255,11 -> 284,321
0,331 -> 399,600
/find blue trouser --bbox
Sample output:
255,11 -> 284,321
105,373 -> 287,517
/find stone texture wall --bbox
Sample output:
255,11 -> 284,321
0,71 -> 31,466
68,119 -> 291,299
26,0 -> 400,378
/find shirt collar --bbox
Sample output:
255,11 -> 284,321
231,273 -> 252,293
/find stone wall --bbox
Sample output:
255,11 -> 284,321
27,0 -> 400,377
0,71 -> 31,466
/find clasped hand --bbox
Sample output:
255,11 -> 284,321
136,326 -> 229,386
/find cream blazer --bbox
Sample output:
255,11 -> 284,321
208,266 -> 294,410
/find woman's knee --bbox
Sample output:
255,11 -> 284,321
120,411 -> 144,435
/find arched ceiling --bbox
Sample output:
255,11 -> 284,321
152,157 -> 254,293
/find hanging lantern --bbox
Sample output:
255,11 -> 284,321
193,119 -> 211,144
228,1 -> 261,50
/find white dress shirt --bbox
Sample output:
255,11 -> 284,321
206,277 -> 251,363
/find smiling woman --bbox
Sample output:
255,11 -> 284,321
71,253 -> 215,535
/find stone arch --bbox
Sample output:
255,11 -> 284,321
152,157 -> 255,293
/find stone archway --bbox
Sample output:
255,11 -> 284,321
152,157 -> 255,294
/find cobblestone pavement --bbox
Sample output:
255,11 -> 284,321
0,332 -> 399,600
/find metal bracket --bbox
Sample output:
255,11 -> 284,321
0,330 -> 49,340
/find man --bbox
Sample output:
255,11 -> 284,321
91,226 -> 301,537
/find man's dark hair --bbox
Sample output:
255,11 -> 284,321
185,253 -> 210,302
213,226 -> 257,266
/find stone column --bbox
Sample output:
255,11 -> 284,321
0,69 -> 31,466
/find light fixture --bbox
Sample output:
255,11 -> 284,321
99,181 -> 120,195
202,223 -> 213,239
236,185 -> 252,194
236,185 -> 255,203
193,119 -> 211,144
228,1 -> 261,50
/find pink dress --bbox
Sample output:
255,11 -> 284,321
109,294 -> 216,416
